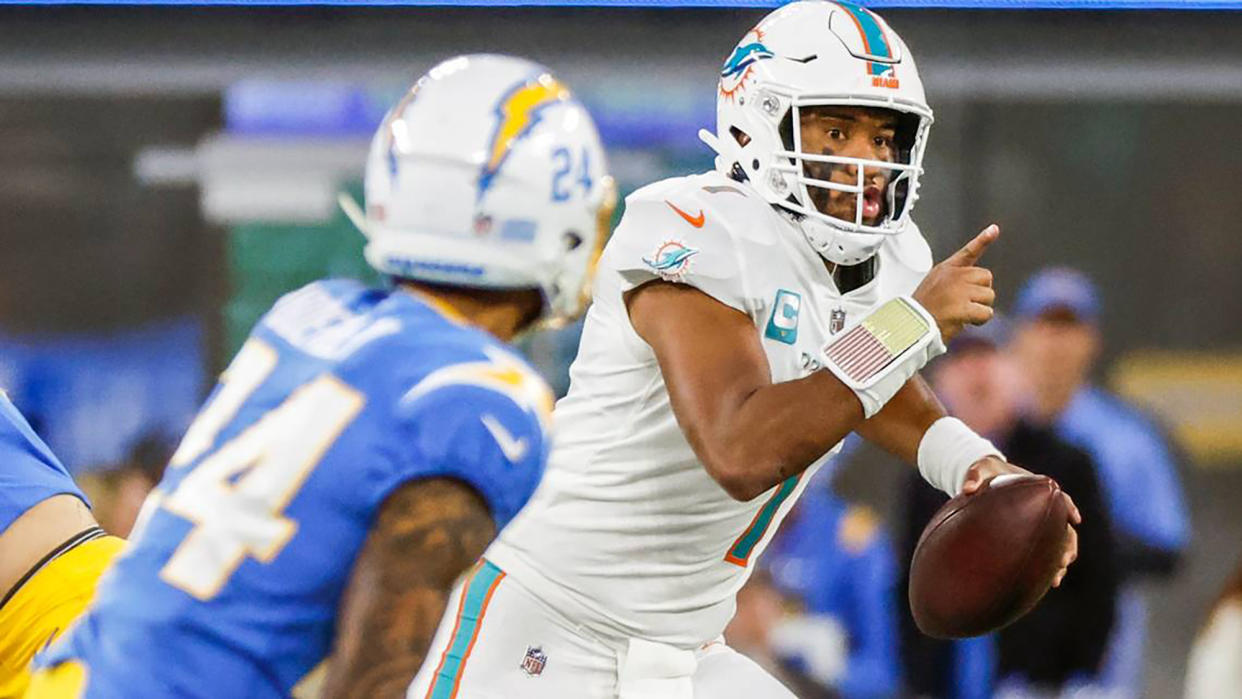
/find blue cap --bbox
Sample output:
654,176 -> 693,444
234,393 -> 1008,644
1013,267 -> 1100,322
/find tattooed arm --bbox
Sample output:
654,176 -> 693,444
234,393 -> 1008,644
320,477 -> 496,699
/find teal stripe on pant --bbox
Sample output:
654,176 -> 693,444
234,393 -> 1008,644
726,476 -> 799,565
426,560 -> 505,699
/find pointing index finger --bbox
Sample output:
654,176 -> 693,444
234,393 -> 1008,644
948,224 -> 1000,267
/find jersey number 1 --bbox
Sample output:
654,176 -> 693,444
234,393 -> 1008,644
157,340 -> 365,601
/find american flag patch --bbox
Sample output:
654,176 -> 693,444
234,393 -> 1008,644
823,298 -> 931,385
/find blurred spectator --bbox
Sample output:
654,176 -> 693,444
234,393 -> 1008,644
1011,267 -> 1191,695
762,478 -> 901,699
1184,562 -> 1242,699
76,432 -> 173,538
899,320 -> 1118,698
726,570 -> 834,699
727,476 -> 898,699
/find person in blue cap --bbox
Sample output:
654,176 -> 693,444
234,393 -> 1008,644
1010,266 -> 1191,696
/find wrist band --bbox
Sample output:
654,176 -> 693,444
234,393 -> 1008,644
917,416 -> 1005,496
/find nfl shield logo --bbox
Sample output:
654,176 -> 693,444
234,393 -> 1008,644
520,646 -> 548,677
830,308 -> 847,335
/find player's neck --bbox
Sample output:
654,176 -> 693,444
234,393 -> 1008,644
398,281 -> 541,342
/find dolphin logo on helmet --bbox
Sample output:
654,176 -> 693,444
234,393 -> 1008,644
721,42 -> 775,80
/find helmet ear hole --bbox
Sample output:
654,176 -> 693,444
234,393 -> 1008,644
778,112 -> 794,153
895,112 -> 921,164
729,126 -> 752,147
564,231 -> 583,251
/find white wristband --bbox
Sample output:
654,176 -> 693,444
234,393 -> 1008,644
917,416 -> 1005,496
821,296 -> 947,419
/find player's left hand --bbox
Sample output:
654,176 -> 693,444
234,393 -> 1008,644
961,456 -> 1082,588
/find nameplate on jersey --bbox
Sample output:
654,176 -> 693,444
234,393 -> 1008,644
764,289 -> 801,345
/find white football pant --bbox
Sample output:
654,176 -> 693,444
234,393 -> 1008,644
406,559 -> 797,699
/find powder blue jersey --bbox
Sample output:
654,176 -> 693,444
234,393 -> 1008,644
37,280 -> 552,698
0,392 -> 86,535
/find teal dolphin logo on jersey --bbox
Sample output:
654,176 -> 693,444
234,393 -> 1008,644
642,240 -> 698,281
765,289 -> 801,345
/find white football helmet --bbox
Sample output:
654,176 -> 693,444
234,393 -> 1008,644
351,54 -> 615,327
705,0 -> 933,266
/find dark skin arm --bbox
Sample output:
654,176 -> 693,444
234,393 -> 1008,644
625,226 -> 999,502
320,477 -> 496,699
628,225 -> 1079,584
854,374 -> 946,465
628,280 -> 864,501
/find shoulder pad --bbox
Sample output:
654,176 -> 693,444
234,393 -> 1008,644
604,173 -> 779,317
384,346 -> 552,527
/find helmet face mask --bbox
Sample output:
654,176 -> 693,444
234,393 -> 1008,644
709,1 -> 934,266
777,97 -> 929,235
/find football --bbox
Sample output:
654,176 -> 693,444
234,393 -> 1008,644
908,474 -> 1071,639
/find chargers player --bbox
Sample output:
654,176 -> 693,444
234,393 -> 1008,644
0,394 -> 125,697
410,4 -> 1078,698
28,54 -> 614,699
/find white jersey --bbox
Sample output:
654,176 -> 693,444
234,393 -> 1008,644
486,170 -> 931,647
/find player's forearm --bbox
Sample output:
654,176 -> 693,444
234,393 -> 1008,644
853,375 -> 946,466
322,478 -> 495,699
690,369 -> 866,501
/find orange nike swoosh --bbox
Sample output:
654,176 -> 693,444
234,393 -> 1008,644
666,200 -> 706,228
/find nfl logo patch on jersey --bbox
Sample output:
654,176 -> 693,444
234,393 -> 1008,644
830,308 -> 847,335
521,646 -> 548,677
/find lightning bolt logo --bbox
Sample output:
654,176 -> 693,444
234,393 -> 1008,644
478,74 -> 570,201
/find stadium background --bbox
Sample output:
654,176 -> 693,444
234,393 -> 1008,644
0,3 -> 1238,695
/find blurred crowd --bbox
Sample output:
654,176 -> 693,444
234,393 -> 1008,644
724,266 -> 1207,699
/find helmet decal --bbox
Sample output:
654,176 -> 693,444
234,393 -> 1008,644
381,86 -> 425,184
479,74 -> 571,201
830,1 -> 900,88
719,26 -> 771,101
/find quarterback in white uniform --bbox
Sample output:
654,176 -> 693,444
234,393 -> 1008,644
410,3 -> 1080,698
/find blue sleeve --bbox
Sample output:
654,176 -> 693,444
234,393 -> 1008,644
837,531 -> 900,699
0,395 -> 88,533
1062,392 -> 1190,553
952,635 -> 995,699
1122,424 -> 1190,551
376,383 -> 547,529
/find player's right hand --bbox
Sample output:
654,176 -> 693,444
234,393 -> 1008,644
912,224 -> 999,342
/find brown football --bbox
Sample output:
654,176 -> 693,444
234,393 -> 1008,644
909,474 -> 1071,639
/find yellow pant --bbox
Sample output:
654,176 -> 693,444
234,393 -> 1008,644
0,533 -> 124,699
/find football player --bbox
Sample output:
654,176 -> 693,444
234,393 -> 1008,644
0,395 -> 125,697
27,54 -> 613,699
409,4 -> 1078,699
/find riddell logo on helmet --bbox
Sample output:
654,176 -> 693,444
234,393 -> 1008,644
871,75 -> 900,89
